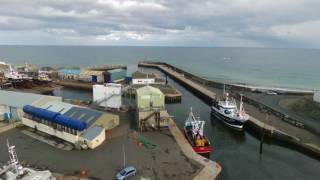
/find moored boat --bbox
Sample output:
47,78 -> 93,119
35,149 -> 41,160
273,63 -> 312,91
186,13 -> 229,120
0,139 -> 56,180
184,108 -> 212,156
211,90 -> 249,130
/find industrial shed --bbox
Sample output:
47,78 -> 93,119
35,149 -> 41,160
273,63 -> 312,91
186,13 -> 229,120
22,99 -> 119,149
135,86 -> 168,131
58,69 -> 80,80
0,90 -> 62,122
104,69 -> 126,83
93,83 -> 122,109
79,69 -> 105,83
136,86 -> 165,110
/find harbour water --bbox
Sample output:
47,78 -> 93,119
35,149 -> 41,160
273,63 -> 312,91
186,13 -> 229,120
54,71 -> 320,180
1,45 -> 320,179
0,46 -> 319,101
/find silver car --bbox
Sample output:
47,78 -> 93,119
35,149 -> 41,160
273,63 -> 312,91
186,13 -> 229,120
116,166 -> 137,180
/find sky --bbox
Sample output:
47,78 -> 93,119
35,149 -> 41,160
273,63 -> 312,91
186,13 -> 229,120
0,0 -> 319,48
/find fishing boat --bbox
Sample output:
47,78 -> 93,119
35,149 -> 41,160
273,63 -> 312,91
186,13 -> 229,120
0,139 -> 55,180
211,89 -> 249,129
184,108 -> 212,156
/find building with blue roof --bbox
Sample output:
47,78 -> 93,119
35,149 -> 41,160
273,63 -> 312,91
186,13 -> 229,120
82,126 -> 105,149
58,68 -> 80,80
0,90 -> 116,149
21,99 -> 117,149
0,90 -> 62,122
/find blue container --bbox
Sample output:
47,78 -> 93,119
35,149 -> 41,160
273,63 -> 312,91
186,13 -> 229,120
4,112 -> 12,122
125,76 -> 132,81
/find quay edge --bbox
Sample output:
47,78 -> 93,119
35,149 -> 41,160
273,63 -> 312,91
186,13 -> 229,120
164,111 -> 222,180
138,61 -> 320,159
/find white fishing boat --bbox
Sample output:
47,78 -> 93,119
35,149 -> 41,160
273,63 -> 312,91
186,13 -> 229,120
211,86 -> 249,129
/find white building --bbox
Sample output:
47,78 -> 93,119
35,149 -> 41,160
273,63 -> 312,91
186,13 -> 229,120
132,78 -> 155,85
21,100 -> 111,149
93,83 -> 122,109
0,90 -> 62,122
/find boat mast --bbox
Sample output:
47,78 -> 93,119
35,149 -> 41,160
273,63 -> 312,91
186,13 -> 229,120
239,94 -> 243,115
7,139 -> 22,175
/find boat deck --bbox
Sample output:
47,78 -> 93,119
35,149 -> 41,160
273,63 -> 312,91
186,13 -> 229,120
165,111 -> 221,180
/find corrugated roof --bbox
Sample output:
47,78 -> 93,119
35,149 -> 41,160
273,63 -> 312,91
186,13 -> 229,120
41,101 -> 73,114
107,69 -> 126,73
0,90 -> 46,108
64,106 -> 102,127
136,86 -> 164,96
59,69 -> 81,75
82,125 -> 104,140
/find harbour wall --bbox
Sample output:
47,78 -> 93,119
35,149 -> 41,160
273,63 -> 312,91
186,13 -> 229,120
245,117 -> 320,159
236,93 -> 319,136
138,62 -> 216,105
139,61 -> 314,97
138,61 -> 320,158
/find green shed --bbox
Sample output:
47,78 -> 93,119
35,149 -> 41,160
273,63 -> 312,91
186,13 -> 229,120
136,86 -> 165,109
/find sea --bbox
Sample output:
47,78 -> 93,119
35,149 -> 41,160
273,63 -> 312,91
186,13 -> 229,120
1,45 -> 320,179
0,45 -> 319,101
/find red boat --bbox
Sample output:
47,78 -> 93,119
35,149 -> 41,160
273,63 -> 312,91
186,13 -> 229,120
184,108 -> 213,156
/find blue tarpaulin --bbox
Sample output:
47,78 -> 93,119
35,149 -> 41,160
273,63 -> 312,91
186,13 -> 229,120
23,105 -> 87,131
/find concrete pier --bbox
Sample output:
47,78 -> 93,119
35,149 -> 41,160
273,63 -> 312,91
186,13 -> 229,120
139,62 -> 216,104
164,112 -> 221,180
139,61 -> 320,158
139,61 -> 314,97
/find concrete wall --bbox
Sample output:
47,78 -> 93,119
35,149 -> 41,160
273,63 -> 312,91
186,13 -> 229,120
82,129 -> 105,149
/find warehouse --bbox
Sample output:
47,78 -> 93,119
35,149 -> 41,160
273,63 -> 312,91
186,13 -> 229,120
58,68 -> 81,80
93,83 -> 122,109
104,69 -> 126,83
22,100 -> 120,149
79,69 -> 105,83
0,90 -> 62,122
136,85 -> 165,110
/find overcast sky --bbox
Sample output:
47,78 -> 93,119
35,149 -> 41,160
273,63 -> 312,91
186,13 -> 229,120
0,0 -> 319,48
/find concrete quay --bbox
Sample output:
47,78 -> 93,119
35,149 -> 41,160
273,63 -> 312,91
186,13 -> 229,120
138,62 -> 216,104
139,61 -> 320,158
0,122 -> 21,133
164,111 -> 221,180
246,115 -> 320,157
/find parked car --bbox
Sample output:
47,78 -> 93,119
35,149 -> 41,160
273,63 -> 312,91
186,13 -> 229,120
116,166 -> 137,180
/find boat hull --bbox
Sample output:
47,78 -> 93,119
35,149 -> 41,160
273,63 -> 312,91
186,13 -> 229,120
183,128 -> 212,156
211,107 -> 245,130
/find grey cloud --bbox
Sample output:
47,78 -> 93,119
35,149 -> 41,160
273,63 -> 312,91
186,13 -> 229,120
0,0 -> 319,47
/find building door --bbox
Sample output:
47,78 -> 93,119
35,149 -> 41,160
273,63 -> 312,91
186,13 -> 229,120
92,75 -> 98,83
